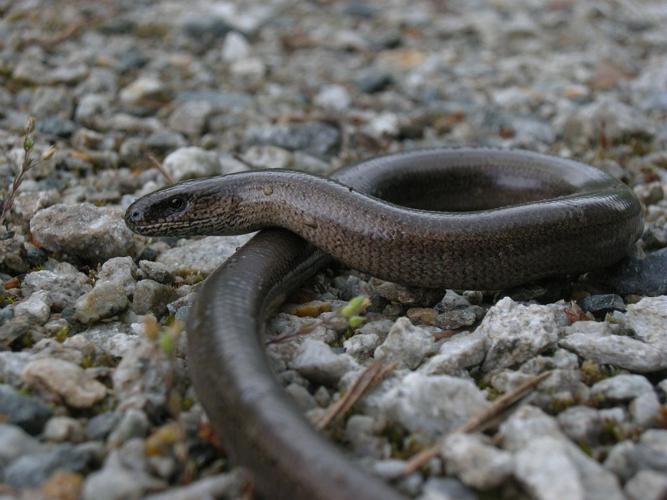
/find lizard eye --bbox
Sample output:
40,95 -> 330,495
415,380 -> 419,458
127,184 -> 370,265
170,197 -> 185,210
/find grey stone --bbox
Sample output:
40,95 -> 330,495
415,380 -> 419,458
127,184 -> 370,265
356,71 -> 393,93
230,57 -> 266,80
43,416 -> 85,442
67,322 -> 140,358
0,423 -> 43,468
377,373 -> 489,438
500,405 -> 565,451
344,414 -> 388,458
4,443 -> 93,488
108,409 -> 150,447
0,352 -> 32,387
119,76 -> 168,105
314,84 -> 352,110
591,374 -> 654,401
441,433 -> 513,489
132,279 -> 177,317
144,470 -> 246,500
75,94 -> 112,126
579,294 -> 625,314
167,101 -> 213,136
560,98 -> 655,146
145,131 -> 187,154
244,122 -> 341,158
112,340 -> 172,414
0,384 -> 52,435
81,439 -> 165,500
175,91 -> 252,112
221,32 -> 251,63
420,331 -> 486,375
30,86 -> 74,118
285,383 -> 316,411
74,281 -> 129,323
163,147 -> 221,181
625,470 -> 667,500
30,203 -> 138,263
292,339 -> 358,385
503,407 -> 624,500
218,153 -> 251,175
157,235 -> 252,276
241,145 -> 292,169
138,260 -> 173,284
22,358 -> 107,409
86,412 -> 121,441
557,406 -> 601,443
560,296 -> 667,373
97,257 -> 138,296
13,290 -> 51,325
514,437 -> 585,500
36,116 -> 76,138
343,333 -> 381,362
374,317 -> 436,369
478,297 -> 559,374
22,262 -> 91,310
419,478 -> 476,500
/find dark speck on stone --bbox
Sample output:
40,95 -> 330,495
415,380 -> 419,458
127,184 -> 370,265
0,384 -> 53,435
342,2 -> 379,18
578,294 -> 625,315
36,116 -> 76,138
85,411 -> 121,441
146,130 -> 187,153
356,71 -> 394,93
181,17 -> 233,42
115,47 -> 148,72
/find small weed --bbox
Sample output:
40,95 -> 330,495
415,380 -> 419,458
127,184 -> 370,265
1,117 -> 56,227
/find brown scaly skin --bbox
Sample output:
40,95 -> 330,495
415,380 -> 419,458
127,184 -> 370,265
126,148 -> 643,500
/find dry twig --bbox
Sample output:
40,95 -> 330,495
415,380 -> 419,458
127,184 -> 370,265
401,370 -> 553,475
148,154 -> 175,185
315,360 -> 398,431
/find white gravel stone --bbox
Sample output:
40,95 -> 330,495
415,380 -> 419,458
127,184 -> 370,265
504,406 -> 624,500
441,433 -> 514,489
22,262 -> 91,310
625,470 -> 667,500
343,333 -> 381,362
120,76 -> 167,105
73,282 -> 129,324
560,296 -> 667,372
157,235 -> 252,276
30,203 -> 138,263
377,372 -> 489,438
96,257 -> 138,296
145,470 -> 246,500
374,317 -> 436,369
420,331 -> 486,375
22,358 -> 107,409
222,32 -> 251,62
557,406 -> 601,443
314,84 -> 352,110
292,339 -> 358,384
14,291 -> 51,325
43,416 -> 85,443
163,147 -> 221,180
515,437 -> 585,500
478,297 -> 559,374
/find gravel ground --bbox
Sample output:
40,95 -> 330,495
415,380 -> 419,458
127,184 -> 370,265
1,0 -> 667,499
